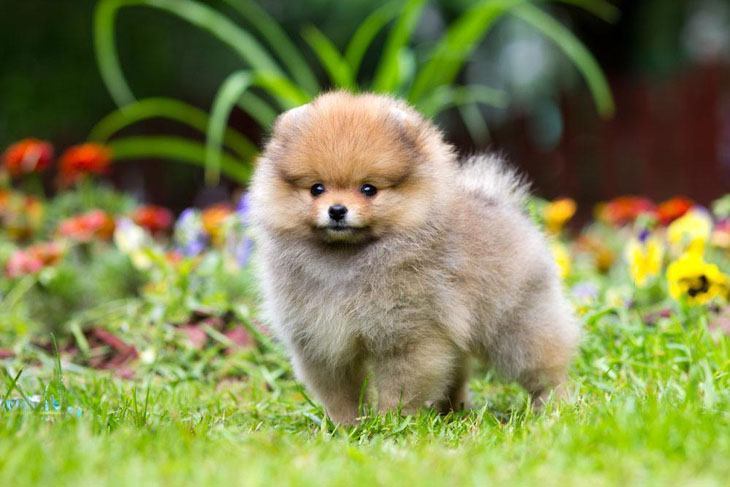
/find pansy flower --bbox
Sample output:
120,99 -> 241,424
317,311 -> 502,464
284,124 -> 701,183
625,229 -> 664,287
174,209 -> 209,257
114,218 -> 155,270
58,143 -> 111,186
667,252 -> 729,305
235,192 -> 251,224
667,208 -> 712,255
1,138 -> 54,177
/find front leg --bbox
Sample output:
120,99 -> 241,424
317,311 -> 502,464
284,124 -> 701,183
372,335 -> 463,415
290,349 -> 365,425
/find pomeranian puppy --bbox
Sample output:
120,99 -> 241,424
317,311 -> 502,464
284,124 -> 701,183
249,91 -> 580,424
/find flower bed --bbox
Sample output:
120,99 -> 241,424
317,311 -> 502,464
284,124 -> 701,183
1,137 -> 729,380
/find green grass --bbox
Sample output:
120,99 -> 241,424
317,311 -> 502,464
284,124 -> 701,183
2,306 -> 729,486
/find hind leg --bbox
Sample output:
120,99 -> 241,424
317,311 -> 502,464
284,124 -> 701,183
490,290 -> 580,408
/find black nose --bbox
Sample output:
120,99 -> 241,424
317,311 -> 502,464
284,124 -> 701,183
328,204 -> 348,221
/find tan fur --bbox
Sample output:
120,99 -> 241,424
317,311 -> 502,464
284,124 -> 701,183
249,91 -> 581,423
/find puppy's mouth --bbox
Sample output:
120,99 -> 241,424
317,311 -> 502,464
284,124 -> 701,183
326,224 -> 358,232
314,223 -> 371,243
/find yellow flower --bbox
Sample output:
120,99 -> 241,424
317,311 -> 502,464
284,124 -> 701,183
666,252 -> 729,305
544,198 -> 576,234
667,209 -> 712,255
626,233 -> 664,287
551,241 -> 571,280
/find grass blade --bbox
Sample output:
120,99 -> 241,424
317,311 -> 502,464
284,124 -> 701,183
222,0 -> 320,94
88,97 -> 258,161
513,3 -> 615,117
344,0 -> 401,78
94,0 -> 285,107
371,0 -> 427,94
206,70 -> 254,185
408,0 -> 524,103
2,368 -> 24,406
108,135 -> 253,184
302,25 -> 354,89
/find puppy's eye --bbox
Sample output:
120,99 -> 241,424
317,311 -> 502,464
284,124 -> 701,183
310,183 -> 325,197
360,184 -> 378,197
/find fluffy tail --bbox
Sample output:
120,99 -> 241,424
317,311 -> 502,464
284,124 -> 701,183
456,154 -> 530,207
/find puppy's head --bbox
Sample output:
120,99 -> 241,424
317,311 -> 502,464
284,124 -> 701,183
250,92 -> 455,245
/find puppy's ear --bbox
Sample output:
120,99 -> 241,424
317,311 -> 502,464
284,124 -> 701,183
272,103 -> 310,141
387,103 -> 426,150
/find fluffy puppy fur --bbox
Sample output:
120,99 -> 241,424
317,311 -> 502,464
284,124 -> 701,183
249,91 -> 580,424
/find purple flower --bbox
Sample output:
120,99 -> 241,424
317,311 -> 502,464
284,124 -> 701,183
638,228 -> 650,243
236,193 -> 251,223
233,237 -> 254,267
182,234 -> 209,257
571,282 -> 599,301
174,208 -> 209,256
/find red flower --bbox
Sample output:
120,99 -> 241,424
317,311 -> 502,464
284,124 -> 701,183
5,242 -> 64,278
656,196 -> 694,225
58,209 -> 115,242
133,205 -> 173,233
596,196 -> 656,226
58,143 -> 111,186
1,138 -> 54,177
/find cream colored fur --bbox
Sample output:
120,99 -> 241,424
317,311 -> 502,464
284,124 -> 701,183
249,92 -> 581,424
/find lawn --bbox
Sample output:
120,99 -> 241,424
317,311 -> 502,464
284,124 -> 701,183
2,306 -> 729,486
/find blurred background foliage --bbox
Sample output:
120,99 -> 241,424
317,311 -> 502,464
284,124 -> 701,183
1,0 -> 729,213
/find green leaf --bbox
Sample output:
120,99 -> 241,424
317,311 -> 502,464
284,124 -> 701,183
408,0 -> 524,104
302,25 -> 354,89
94,0 -> 285,107
205,69 -> 313,186
552,0 -> 621,23
222,0 -> 320,94
108,135 -> 253,184
206,71 -> 254,185
416,85 -> 507,118
88,97 -> 258,161
254,72 -> 312,109
458,103 -> 490,143
371,0 -> 427,94
344,1 -> 401,78
236,91 -> 278,128
94,0 -> 136,106
513,3 -> 615,117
